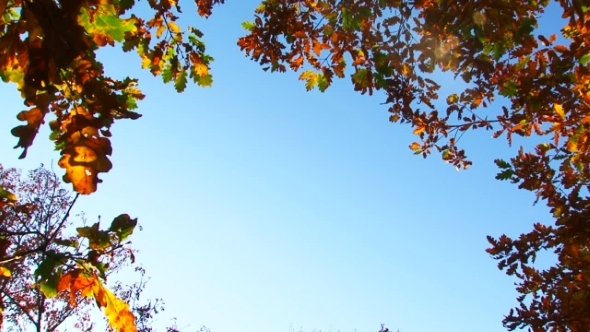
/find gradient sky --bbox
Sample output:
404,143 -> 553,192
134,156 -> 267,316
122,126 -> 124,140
0,2 -> 563,332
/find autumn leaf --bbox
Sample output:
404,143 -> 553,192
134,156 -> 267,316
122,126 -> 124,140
57,270 -> 96,306
57,269 -> 137,332
168,21 -> 181,34
0,186 -> 17,203
413,126 -> 425,135
554,103 -> 565,120
446,94 -> 459,104
0,164 -> 152,331
0,267 -> 11,277
76,222 -> 111,250
39,273 -> 61,298
93,278 -> 137,332
109,214 -> 137,241
78,6 -> 137,45
174,70 -> 188,92
299,70 -> 318,91
241,21 -> 255,31
57,108 -> 113,194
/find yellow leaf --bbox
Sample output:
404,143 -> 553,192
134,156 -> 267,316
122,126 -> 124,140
156,24 -> 166,38
193,63 -> 208,76
413,126 -> 425,135
141,56 -> 151,69
93,280 -> 137,332
410,142 -> 421,150
554,103 -> 565,119
446,94 -> 459,104
167,21 -> 181,34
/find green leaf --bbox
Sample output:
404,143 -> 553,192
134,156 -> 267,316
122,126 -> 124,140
317,74 -> 330,92
352,68 -> 369,88
54,140 -> 67,151
241,21 -> 255,31
77,223 -> 112,249
580,54 -> 590,66
162,65 -> 173,83
196,74 -> 213,87
499,81 -> 518,97
494,159 -> 512,169
49,129 -> 60,141
79,6 -> 137,43
0,65 -> 24,87
174,70 -> 188,92
77,223 -> 98,238
109,214 -> 137,242
35,250 -> 63,279
0,186 -> 17,202
341,8 -> 360,31
495,169 -> 515,180
515,17 -> 537,42
39,273 -> 60,298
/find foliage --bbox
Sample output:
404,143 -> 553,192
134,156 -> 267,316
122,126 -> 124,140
0,0 -> 221,194
0,163 -> 176,332
239,1 -> 590,330
1,0 -> 590,330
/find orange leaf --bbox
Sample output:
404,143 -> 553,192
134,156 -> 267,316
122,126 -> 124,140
57,270 -> 96,306
413,126 -> 425,135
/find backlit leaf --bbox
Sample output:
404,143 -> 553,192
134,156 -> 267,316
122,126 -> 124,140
0,267 -> 11,277
175,70 -> 188,92
241,21 -> 255,31
93,278 -> 137,332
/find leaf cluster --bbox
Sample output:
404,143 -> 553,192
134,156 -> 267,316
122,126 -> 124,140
2,0 -> 590,330
0,0 -> 224,194
0,163 -> 140,332
237,1 -> 590,330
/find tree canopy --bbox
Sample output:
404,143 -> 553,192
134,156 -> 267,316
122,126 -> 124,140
1,0 -> 589,331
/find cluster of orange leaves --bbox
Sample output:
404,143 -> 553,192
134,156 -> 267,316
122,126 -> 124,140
58,269 -> 137,332
237,1 -> 590,330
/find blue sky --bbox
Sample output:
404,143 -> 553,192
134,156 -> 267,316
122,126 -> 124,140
0,2 -> 563,332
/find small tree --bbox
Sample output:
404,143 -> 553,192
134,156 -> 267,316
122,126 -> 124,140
0,163 -> 164,332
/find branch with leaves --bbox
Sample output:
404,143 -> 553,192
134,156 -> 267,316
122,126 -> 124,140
0,164 -> 167,332
2,0 -> 590,330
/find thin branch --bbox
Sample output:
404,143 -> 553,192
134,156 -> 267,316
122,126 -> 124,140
2,291 -> 38,327
46,193 -> 79,246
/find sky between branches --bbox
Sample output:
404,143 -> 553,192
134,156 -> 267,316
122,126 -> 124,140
0,1 -> 564,331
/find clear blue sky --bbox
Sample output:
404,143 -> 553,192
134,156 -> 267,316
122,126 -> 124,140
0,2 -> 561,332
